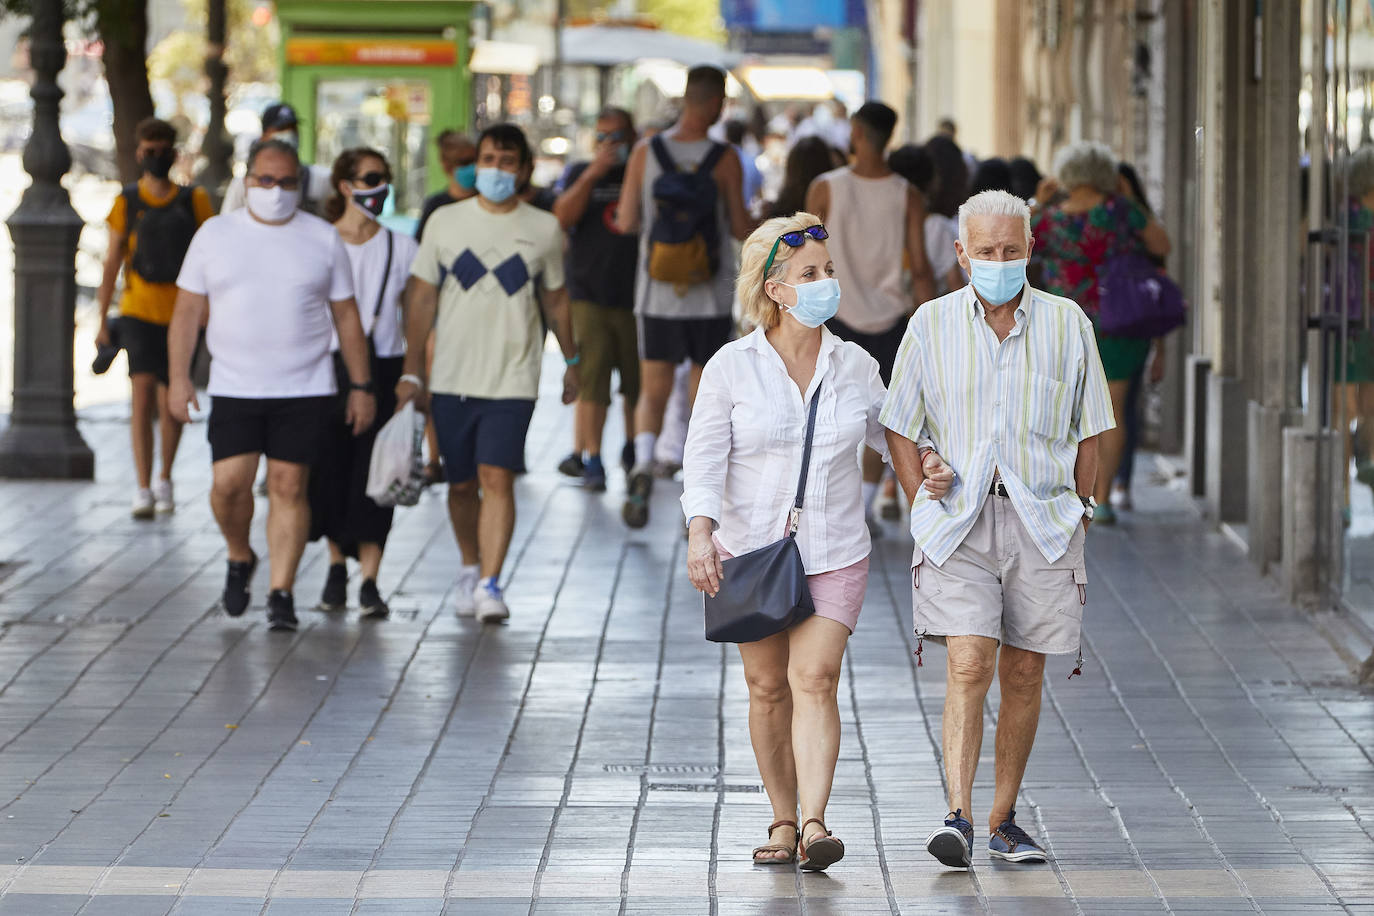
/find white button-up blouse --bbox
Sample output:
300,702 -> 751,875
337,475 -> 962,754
681,325 -> 890,574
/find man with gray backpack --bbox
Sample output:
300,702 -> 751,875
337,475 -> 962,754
615,65 -> 754,528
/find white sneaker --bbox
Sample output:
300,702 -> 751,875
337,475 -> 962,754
131,488 -> 155,520
452,566 -> 480,617
473,578 -> 510,624
153,479 -> 174,514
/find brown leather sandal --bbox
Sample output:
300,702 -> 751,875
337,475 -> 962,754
799,817 -> 845,871
751,819 -> 798,865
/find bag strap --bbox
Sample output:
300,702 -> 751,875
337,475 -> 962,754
372,228 -> 394,323
698,142 -> 728,176
122,184 -> 145,239
649,135 -> 677,174
787,384 -> 823,537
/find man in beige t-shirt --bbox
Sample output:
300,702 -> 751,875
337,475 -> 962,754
400,124 -> 580,624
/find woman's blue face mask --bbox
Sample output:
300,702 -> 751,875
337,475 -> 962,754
775,276 -> 842,328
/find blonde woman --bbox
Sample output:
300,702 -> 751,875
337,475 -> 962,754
681,213 -> 889,871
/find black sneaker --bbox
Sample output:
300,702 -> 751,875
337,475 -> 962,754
620,442 -> 636,475
926,808 -> 975,868
359,578 -> 389,620
267,589 -> 298,632
557,453 -> 584,478
622,465 -> 653,529
318,563 -> 347,612
222,551 -> 258,617
988,809 -> 1047,863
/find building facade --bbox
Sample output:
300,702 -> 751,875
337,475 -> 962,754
911,0 -> 1374,673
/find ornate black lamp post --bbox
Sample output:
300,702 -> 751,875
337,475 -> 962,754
0,0 -> 94,478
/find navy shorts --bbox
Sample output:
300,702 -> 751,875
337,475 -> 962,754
430,394 -> 536,483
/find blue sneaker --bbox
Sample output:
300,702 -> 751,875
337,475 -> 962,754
582,456 -> 607,492
926,809 -> 974,868
988,809 -> 1047,863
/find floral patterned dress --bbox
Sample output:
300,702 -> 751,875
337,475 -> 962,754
1032,194 -> 1152,381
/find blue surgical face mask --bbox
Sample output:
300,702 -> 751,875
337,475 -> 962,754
454,162 -> 477,190
967,257 -> 1028,305
775,276 -> 841,328
475,166 -> 517,203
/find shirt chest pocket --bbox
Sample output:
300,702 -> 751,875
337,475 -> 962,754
1023,372 -> 1070,441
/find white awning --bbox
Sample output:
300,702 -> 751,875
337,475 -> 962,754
469,39 -> 541,76
560,25 -> 739,69
737,65 -> 837,101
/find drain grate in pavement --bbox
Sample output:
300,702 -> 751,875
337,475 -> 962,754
604,758 -> 719,774
649,783 -> 762,793
603,763 -> 719,775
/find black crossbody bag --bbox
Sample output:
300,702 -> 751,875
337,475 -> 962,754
704,384 -> 821,643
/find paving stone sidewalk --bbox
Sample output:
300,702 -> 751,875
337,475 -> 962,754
0,381 -> 1370,915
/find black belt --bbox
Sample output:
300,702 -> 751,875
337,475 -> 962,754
989,478 -> 1009,498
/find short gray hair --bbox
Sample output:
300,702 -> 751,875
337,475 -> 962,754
958,189 -> 1031,247
246,137 -> 301,175
1349,146 -> 1374,198
1053,140 -> 1119,194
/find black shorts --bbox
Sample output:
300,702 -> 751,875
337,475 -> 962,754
825,315 -> 908,384
430,394 -> 536,484
637,315 -> 734,366
121,316 -> 169,384
207,395 -> 333,465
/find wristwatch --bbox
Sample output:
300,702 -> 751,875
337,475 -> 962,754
1080,494 -> 1097,521
349,379 -> 375,394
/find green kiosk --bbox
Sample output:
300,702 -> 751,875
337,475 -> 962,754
275,0 -> 475,220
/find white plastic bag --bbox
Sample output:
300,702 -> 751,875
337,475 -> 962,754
366,401 -> 427,507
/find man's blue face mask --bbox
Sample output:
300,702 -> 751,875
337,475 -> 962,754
967,257 -> 1028,305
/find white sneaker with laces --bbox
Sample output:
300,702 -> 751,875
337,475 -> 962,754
153,479 -> 174,514
132,488 -> 155,520
452,566 -> 480,617
473,577 -> 510,624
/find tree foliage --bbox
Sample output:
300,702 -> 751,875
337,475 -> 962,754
1,0 -> 154,182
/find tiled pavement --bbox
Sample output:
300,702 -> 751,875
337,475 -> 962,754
0,379 -> 1370,915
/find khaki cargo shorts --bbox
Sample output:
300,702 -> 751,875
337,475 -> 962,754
912,493 -> 1087,657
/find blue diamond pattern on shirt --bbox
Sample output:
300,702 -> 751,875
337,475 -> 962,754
451,249 -> 487,290
437,261 -> 449,288
492,254 -> 530,295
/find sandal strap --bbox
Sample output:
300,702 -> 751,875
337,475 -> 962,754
766,818 -> 798,834
801,817 -> 829,836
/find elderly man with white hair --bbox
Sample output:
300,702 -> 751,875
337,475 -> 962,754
880,189 -> 1114,869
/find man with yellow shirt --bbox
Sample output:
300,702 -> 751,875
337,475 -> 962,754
95,117 -> 215,518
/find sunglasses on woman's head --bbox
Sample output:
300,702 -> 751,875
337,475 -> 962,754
353,171 -> 388,187
763,225 -> 829,277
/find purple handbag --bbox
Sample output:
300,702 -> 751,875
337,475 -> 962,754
1095,251 -> 1187,338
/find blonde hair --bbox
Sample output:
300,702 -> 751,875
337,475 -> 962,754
737,211 -> 825,331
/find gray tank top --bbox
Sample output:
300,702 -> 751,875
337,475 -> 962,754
635,132 -> 736,319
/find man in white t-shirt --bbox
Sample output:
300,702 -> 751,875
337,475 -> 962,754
398,123 -> 579,624
167,139 -> 376,633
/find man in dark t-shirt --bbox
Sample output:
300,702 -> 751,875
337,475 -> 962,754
551,108 -> 641,491
416,130 -> 477,241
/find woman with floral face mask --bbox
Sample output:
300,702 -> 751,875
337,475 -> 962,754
681,212 -> 891,872
306,148 -> 421,620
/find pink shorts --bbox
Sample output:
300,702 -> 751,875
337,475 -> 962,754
715,538 -> 870,633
